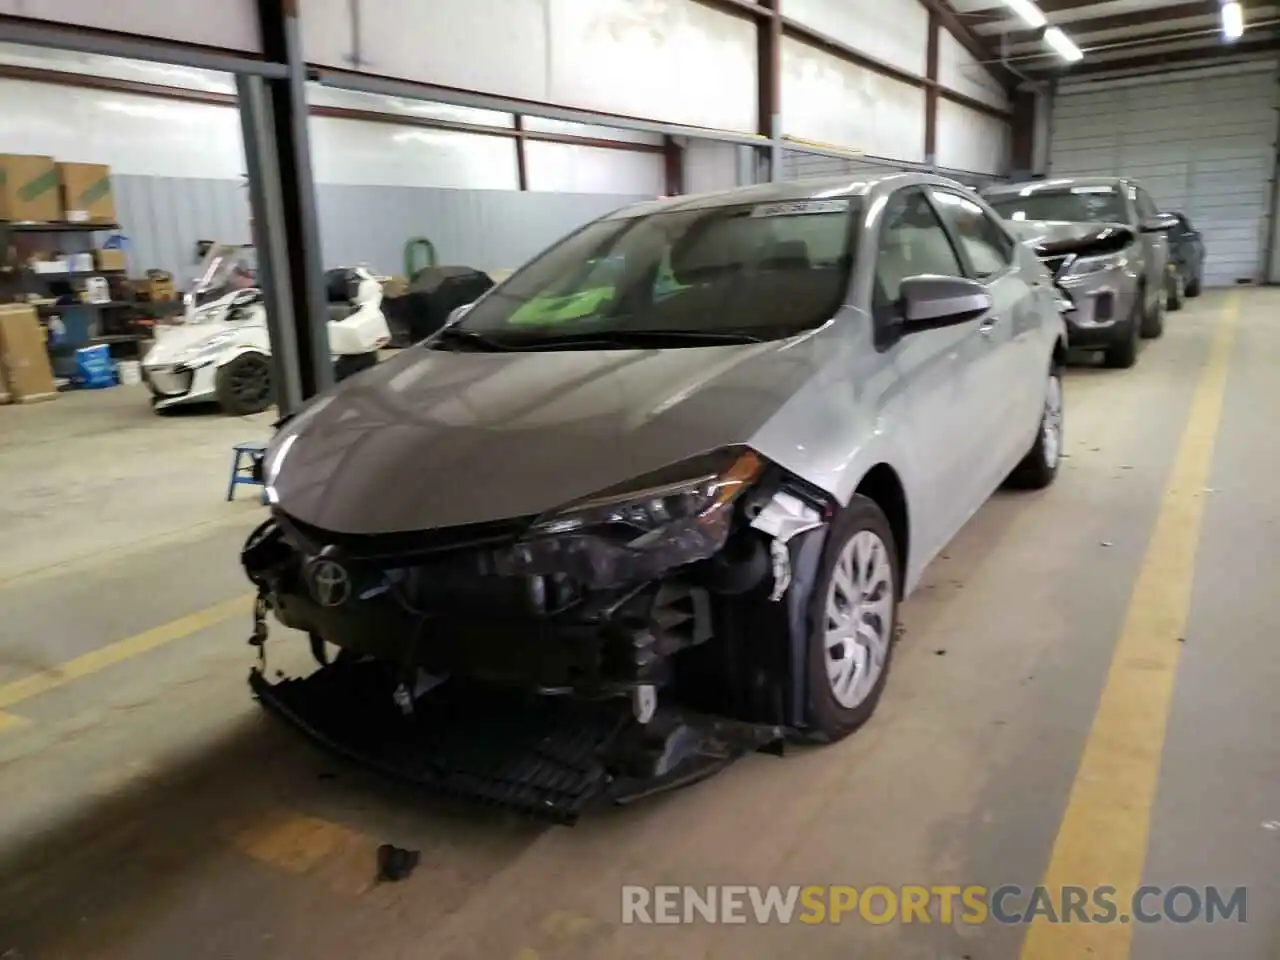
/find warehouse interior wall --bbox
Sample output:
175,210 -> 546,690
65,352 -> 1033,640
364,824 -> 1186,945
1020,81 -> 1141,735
1049,62 -> 1279,286
0,57 -> 660,279
0,0 -> 1018,283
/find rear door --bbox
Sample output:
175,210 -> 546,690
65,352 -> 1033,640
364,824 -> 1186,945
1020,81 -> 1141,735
927,187 -> 1038,489
1133,185 -> 1170,300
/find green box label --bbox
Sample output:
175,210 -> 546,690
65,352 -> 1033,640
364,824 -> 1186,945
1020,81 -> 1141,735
18,168 -> 58,203
81,177 -> 112,207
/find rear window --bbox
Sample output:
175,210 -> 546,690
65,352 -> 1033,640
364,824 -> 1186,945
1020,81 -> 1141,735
458,197 -> 859,340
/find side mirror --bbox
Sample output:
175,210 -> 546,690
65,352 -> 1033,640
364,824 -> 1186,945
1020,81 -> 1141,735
445,302 -> 475,327
899,275 -> 993,330
1141,213 -> 1180,233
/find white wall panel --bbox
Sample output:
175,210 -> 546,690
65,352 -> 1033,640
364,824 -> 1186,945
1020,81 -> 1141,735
0,0 -> 260,52
310,118 -> 519,190
522,116 -> 662,146
781,37 -> 926,162
344,0 -> 551,100
547,0 -> 758,132
937,31 -> 1010,111
935,99 -> 1009,175
0,78 -> 246,179
683,141 -> 742,193
308,86 -> 515,128
0,41 -> 236,92
782,0 -> 929,77
525,142 -> 664,195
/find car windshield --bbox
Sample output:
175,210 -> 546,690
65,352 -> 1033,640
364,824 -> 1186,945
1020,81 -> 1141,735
454,196 -> 859,346
986,186 -> 1129,225
189,244 -> 257,310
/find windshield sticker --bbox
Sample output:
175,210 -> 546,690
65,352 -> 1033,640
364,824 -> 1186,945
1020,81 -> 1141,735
750,199 -> 851,218
1070,186 -> 1116,195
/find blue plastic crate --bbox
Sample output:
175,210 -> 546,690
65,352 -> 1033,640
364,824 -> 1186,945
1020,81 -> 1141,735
74,344 -> 117,389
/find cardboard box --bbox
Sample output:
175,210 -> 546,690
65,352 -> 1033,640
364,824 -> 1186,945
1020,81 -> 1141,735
95,248 -> 127,272
57,162 -> 116,224
0,154 -> 62,223
0,303 -> 57,403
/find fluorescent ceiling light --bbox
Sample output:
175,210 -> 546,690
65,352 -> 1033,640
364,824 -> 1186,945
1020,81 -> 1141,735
1222,1 -> 1244,40
1044,26 -> 1083,63
1003,0 -> 1047,28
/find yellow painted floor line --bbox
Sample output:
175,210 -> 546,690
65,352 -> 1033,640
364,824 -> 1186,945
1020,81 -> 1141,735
1020,295 -> 1240,960
0,711 -> 31,731
0,592 -> 255,713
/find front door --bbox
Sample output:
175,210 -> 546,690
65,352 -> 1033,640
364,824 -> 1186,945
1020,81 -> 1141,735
1132,185 -> 1169,309
871,187 -> 993,562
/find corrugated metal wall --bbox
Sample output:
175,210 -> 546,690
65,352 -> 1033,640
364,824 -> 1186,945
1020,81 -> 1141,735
110,175 -> 649,282
1050,65 -> 1278,286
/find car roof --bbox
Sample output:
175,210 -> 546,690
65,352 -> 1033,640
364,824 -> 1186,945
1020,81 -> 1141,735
604,171 -> 980,219
983,176 -> 1132,197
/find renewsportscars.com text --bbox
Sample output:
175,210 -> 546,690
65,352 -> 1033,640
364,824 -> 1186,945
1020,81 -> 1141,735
621,885 -> 1247,926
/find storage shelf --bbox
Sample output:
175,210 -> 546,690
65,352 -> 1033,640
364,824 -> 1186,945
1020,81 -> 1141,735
3,221 -> 121,233
26,269 -> 126,280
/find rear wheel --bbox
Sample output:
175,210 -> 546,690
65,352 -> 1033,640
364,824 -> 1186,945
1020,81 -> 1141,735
215,352 -> 273,415
1140,286 -> 1165,339
804,495 -> 900,743
1185,269 -> 1202,298
1167,266 -> 1185,312
1007,364 -> 1063,490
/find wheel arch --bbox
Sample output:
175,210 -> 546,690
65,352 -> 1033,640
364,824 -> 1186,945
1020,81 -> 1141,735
853,463 -> 909,599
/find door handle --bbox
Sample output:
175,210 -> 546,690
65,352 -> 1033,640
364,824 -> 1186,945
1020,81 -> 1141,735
978,315 -> 1001,335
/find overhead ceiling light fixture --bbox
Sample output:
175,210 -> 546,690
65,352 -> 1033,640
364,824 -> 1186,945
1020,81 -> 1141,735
1003,0 -> 1047,28
1221,1 -> 1245,41
1044,26 -> 1084,62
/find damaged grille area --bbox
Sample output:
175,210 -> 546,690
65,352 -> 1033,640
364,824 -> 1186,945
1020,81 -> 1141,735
1041,253 -> 1073,278
251,660 -> 785,823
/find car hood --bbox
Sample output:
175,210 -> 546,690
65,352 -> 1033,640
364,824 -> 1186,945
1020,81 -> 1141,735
1006,219 -> 1129,245
268,336 -> 826,534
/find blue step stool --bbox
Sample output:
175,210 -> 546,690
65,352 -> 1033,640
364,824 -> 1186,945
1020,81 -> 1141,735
228,441 -> 269,505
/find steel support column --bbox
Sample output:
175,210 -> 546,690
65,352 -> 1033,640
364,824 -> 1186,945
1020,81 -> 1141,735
756,0 -> 783,182
237,74 -> 304,417
925,11 -> 940,170
255,0 -> 331,401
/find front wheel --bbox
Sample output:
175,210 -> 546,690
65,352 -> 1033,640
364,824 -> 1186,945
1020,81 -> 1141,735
804,495 -> 900,743
1007,364 -> 1063,490
215,352 -> 273,416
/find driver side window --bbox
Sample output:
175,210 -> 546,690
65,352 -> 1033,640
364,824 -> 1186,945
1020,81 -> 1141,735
874,189 -> 964,317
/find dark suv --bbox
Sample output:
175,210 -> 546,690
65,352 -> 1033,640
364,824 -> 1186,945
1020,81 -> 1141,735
982,177 -> 1178,369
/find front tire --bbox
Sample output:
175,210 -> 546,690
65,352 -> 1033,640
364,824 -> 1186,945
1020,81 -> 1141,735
215,352 -> 273,416
804,495 -> 900,743
1185,271 -> 1202,298
1104,296 -> 1141,368
1007,364 -> 1063,490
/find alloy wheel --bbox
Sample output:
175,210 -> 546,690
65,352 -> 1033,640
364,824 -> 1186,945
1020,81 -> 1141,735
824,530 -> 895,709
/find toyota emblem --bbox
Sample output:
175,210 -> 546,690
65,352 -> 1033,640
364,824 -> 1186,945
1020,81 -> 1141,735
307,558 -> 351,608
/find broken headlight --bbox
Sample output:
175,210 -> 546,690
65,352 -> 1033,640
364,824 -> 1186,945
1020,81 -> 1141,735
1065,251 -> 1127,277
499,448 -> 765,588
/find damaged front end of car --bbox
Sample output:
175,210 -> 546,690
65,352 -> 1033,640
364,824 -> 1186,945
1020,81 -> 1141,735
241,446 -> 838,822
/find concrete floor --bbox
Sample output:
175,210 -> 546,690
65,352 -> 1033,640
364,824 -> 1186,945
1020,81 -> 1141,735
0,291 -> 1276,959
